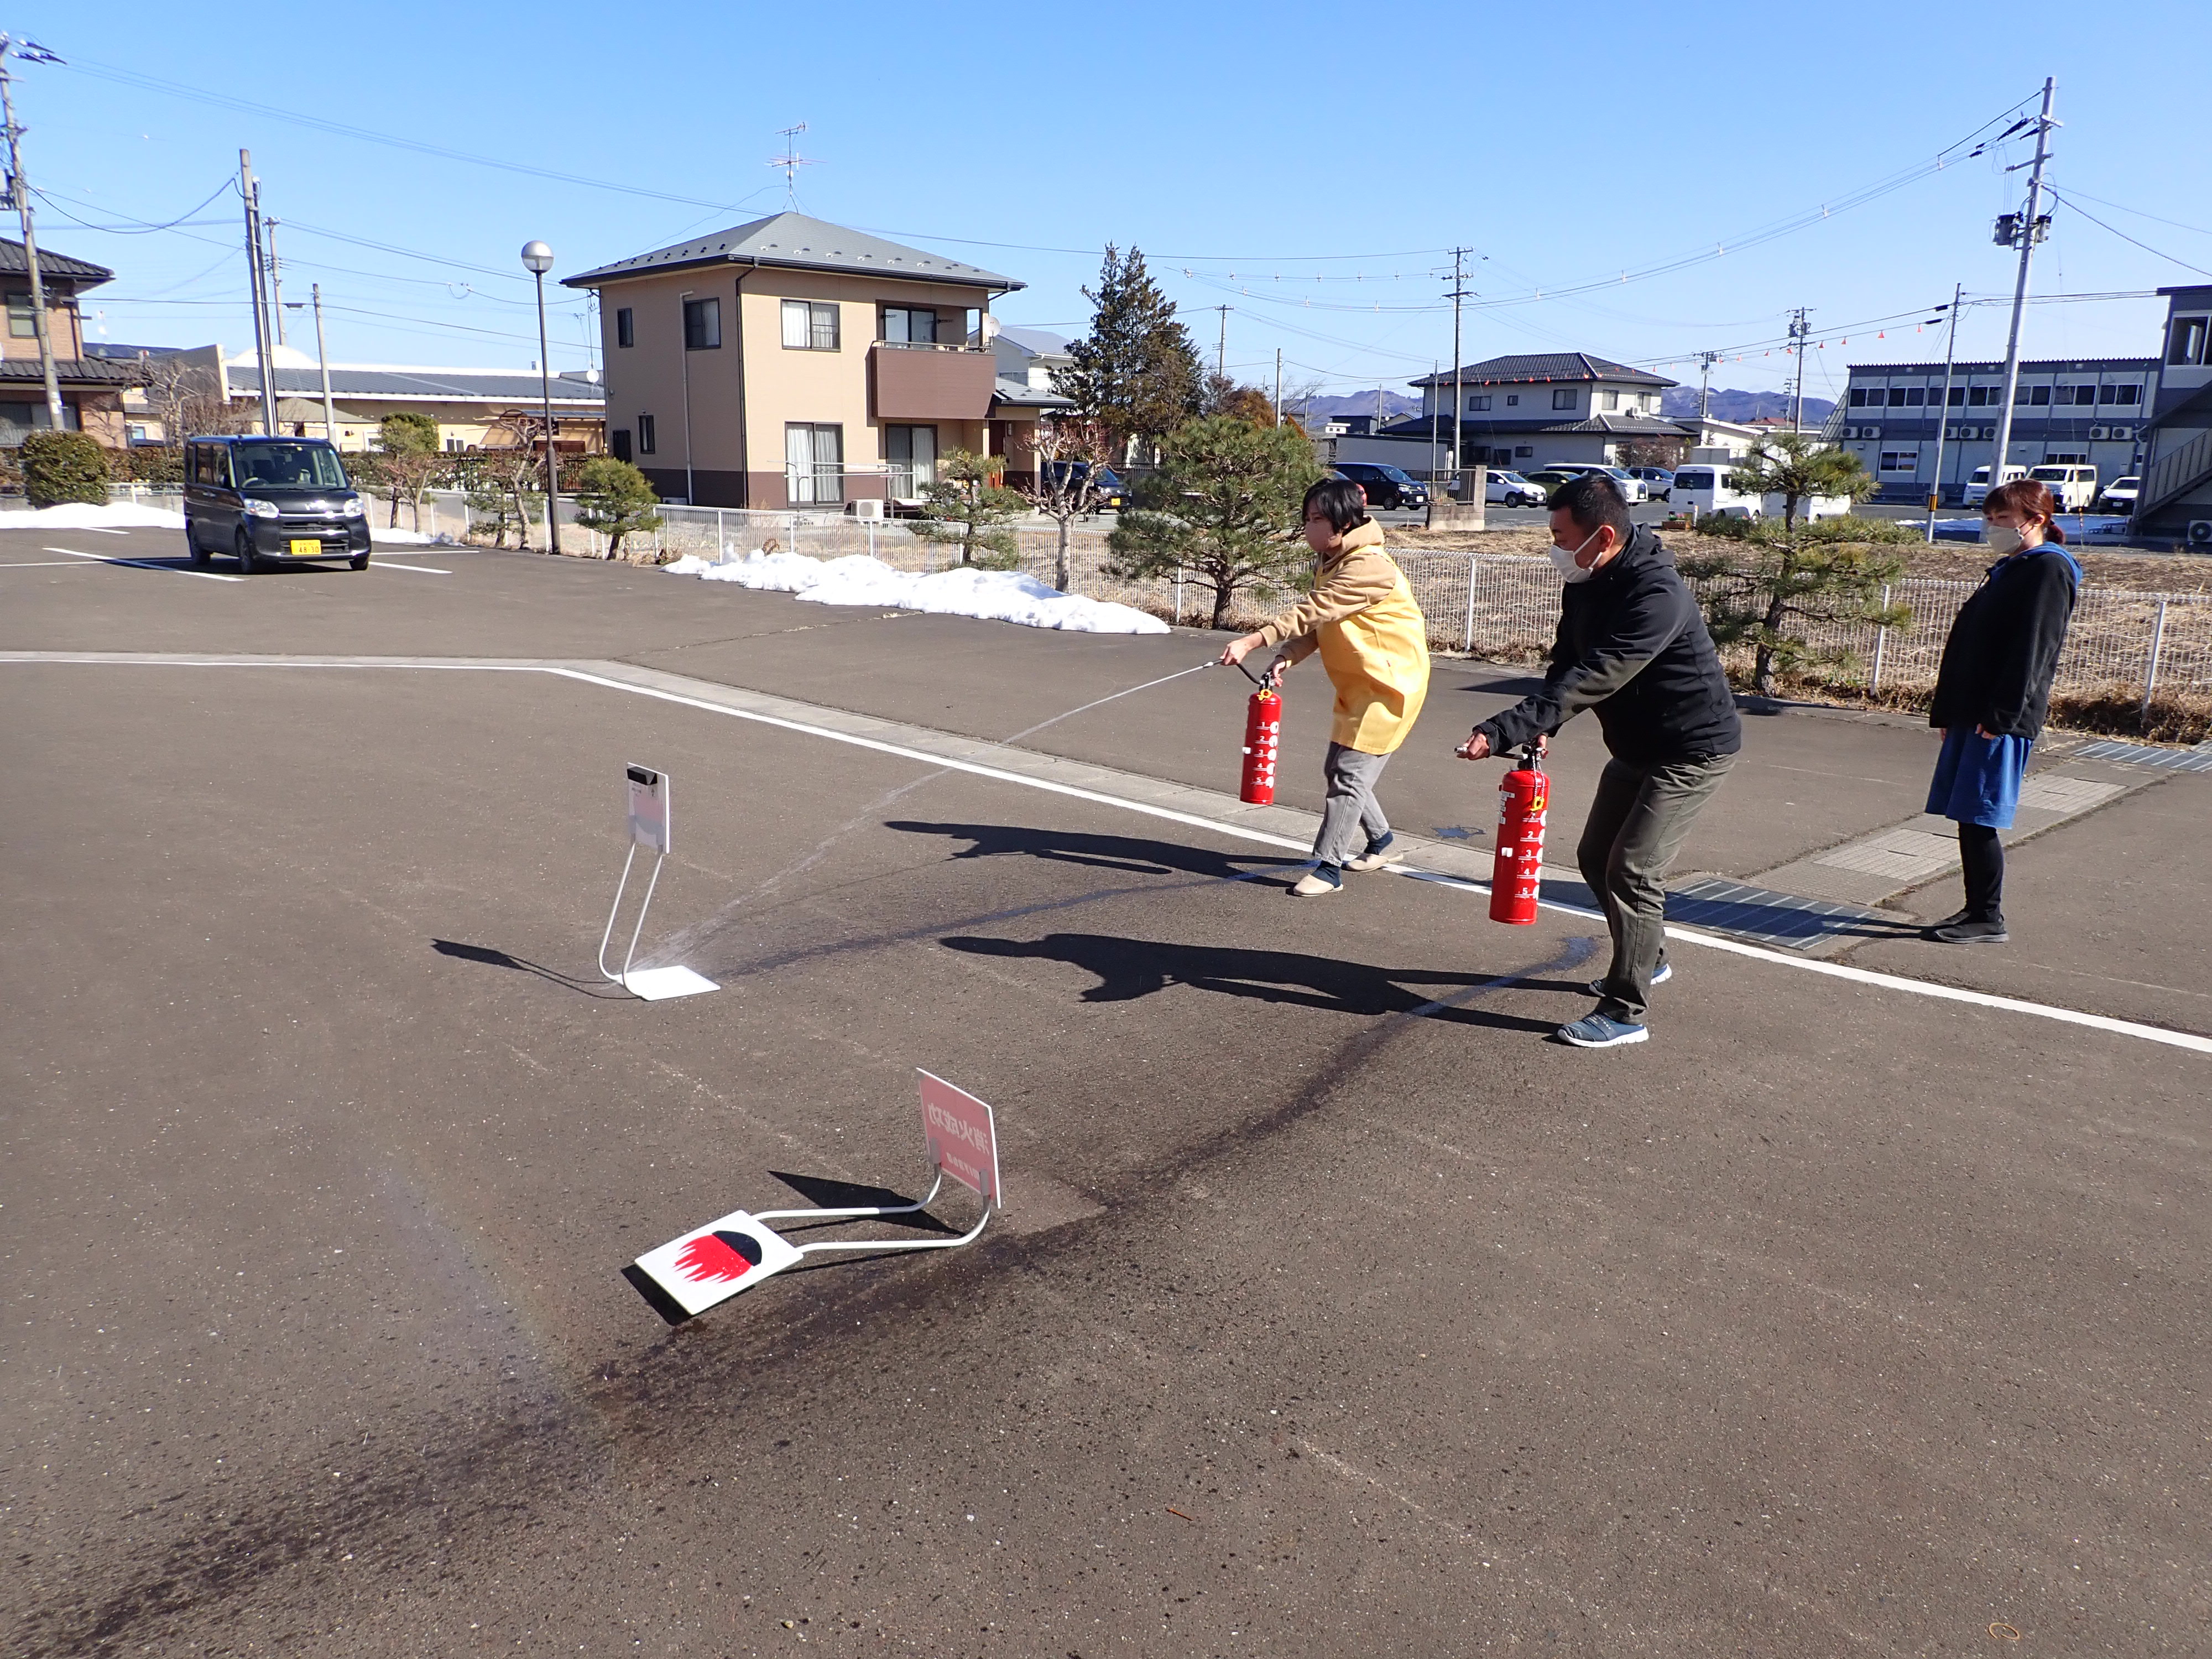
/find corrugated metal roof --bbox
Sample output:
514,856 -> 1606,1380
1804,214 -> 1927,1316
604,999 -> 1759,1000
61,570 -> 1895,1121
564,211 -> 1018,291
989,376 -> 1072,410
228,366 -> 606,405
0,238 -> 113,285
1409,352 -> 1676,389
0,356 -> 140,385
1844,356 -> 2158,374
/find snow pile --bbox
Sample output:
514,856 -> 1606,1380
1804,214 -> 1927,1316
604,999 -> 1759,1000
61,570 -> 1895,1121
667,549 -> 1169,634
372,526 -> 458,545
0,501 -> 188,529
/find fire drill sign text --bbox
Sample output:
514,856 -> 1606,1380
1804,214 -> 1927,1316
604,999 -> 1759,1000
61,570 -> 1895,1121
919,1070 -> 1000,1203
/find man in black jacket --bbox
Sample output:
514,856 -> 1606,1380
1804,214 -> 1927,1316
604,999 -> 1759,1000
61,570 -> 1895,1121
1457,474 -> 1741,1048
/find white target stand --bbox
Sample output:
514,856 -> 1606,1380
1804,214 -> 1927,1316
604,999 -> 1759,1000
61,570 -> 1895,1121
625,1070 -> 1001,1324
597,763 -> 718,1002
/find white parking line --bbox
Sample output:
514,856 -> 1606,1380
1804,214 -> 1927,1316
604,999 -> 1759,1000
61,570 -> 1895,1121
369,561 -> 452,575
78,526 -> 133,536
0,560 -> 97,569
44,546 -> 243,583
4,650 -> 2207,1057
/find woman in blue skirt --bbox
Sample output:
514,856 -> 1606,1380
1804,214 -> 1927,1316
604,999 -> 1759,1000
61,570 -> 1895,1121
1923,477 -> 2082,945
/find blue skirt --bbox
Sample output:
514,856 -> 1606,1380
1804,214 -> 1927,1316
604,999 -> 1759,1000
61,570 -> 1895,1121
1926,726 -> 2033,828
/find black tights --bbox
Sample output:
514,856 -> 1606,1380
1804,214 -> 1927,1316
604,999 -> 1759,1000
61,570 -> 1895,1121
1958,823 -> 2005,922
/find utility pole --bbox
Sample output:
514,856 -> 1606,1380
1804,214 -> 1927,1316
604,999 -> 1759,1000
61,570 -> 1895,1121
1695,350 -> 1720,421
1988,76 -> 2058,494
1788,308 -> 1812,433
238,149 -> 278,435
1272,347 -> 1282,426
265,218 -> 287,344
311,283 -> 336,444
1206,304 -> 1230,384
1926,283 -> 1964,541
0,36 -> 65,431
1446,247 -> 1473,486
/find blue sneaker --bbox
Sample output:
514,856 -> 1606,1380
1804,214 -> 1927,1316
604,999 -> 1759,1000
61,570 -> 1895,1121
1556,1011 -> 1649,1048
1585,960 -> 1672,998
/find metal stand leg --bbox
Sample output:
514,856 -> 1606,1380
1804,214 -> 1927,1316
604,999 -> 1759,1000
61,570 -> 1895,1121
597,844 -> 669,985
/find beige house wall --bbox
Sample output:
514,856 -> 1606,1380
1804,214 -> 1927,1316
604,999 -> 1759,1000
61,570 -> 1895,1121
593,264 -> 1000,504
2,290 -> 86,361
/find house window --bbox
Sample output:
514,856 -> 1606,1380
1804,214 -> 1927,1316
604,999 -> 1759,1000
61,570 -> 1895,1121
615,307 -> 634,348
2029,385 -> 2051,406
1514,444 -> 1533,457
1552,388 -> 1578,410
1849,388 -> 1870,407
612,429 -> 632,462
782,299 -> 840,351
2073,385 -> 2098,406
1905,387 -> 1925,406
1947,385 -> 1966,406
884,424 -> 938,497
785,422 -> 844,503
2166,314 -> 2208,366
4,289 -> 34,339
637,414 -> 656,455
1598,390 -> 1619,412
2103,383 -> 2142,404
1879,450 -> 1920,474
881,307 -> 938,345
1505,394 -> 1519,406
1968,385 -> 1995,406
1467,394 -> 1490,412
684,296 -> 721,350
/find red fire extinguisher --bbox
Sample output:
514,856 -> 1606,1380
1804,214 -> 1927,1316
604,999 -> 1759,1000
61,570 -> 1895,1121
1489,744 -> 1549,925
1233,658 -> 1282,805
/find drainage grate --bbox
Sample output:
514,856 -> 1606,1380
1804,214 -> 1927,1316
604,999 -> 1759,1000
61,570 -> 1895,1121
2070,740 -> 2212,773
1666,879 -> 1902,952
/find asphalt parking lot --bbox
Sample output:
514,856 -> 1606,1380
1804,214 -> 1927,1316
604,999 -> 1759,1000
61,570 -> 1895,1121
6,523 -> 2209,1656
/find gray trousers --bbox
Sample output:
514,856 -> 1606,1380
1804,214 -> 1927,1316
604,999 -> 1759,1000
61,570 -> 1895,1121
1314,742 -> 1393,867
1576,753 -> 1736,1022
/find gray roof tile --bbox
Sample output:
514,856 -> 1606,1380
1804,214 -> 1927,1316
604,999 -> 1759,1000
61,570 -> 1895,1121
1410,352 -> 1675,389
228,366 -> 605,405
564,211 -> 1018,291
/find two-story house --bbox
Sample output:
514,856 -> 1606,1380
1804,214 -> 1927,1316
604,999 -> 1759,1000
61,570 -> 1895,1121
1399,353 -> 1682,470
1,238 -> 140,445
565,212 -> 1036,508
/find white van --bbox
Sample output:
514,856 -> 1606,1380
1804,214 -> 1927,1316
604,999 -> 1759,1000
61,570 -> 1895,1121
1963,463 -> 2028,507
1670,463 -> 1764,519
2027,463 -> 2099,512
1764,491 -> 1855,522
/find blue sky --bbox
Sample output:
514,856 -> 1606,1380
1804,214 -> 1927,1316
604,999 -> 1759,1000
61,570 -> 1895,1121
18,1 -> 2210,401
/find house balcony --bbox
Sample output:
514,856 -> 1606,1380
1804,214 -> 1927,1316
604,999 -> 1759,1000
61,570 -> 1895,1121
869,340 -> 996,422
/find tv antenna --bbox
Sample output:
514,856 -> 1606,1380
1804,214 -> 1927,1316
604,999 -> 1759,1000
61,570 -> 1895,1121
769,124 -> 818,208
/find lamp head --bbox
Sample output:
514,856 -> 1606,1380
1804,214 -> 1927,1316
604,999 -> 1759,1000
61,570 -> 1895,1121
520,241 -> 554,274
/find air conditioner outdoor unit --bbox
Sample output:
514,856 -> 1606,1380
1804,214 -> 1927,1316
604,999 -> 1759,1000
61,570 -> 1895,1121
2189,521 -> 2212,548
2089,425 -> 2109,441
852,498 -> 886,520
2112,425 -> 2133,440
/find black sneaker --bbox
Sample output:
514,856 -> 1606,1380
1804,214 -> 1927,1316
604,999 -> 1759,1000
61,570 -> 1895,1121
1926,919 -> 2008,945
1926,907 -> 1973,930
1586,961 -> 1671,998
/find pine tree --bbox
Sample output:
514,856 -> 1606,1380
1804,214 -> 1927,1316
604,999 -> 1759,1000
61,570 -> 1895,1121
1059,246 -> 1203,462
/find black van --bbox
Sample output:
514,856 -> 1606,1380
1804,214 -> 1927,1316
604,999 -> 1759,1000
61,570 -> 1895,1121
184,435 -> 372,572
1331,461 -> 1429,512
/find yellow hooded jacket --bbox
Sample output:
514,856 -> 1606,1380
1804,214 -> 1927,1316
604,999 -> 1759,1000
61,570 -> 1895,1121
1253,520 -> 1431,754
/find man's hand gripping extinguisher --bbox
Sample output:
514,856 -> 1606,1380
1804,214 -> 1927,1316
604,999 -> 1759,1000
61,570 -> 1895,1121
1232,656 -> 1283,806
1489,742 -> 1550,925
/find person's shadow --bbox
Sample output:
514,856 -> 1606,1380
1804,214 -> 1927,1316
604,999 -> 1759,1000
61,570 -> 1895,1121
940,932 -> 1572,1032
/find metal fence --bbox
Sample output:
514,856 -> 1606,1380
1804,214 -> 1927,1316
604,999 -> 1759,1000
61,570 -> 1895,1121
64,486 -> 2207,700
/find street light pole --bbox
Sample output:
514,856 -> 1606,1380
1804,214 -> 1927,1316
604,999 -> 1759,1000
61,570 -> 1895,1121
0,36 -> 64,432
1987,76 -> 2057,495
1926,283 -> 1964,542
677,288 -> 695,507
521,242 -> 562,554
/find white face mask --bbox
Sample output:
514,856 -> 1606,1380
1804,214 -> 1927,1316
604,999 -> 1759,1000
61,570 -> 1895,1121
1984,523 -> 2025,557
1549,525 -> 1604,584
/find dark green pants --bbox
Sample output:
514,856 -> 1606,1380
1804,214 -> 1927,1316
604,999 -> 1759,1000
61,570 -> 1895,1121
1575,753 -> 1736,1022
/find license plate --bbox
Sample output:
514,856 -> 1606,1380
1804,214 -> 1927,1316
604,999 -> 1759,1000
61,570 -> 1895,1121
288,538 -> 324,557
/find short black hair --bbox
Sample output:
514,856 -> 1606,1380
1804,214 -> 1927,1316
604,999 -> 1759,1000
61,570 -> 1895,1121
1548,472 -> 1632,541
1304,477 -> 1373,535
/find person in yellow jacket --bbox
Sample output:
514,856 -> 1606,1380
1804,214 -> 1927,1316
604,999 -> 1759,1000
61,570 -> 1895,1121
1219,477 -> 1432,896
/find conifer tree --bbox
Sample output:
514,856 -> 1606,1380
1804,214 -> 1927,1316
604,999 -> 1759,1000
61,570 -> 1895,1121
1059,246 -> 1203,462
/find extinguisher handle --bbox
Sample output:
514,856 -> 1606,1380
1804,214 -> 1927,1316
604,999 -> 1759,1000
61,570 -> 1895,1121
1230,655 -> 1269,688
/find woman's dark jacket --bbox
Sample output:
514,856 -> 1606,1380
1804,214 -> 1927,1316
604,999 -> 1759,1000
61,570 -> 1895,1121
1475,526 -> 1742,766
1928,546 -> 2081,740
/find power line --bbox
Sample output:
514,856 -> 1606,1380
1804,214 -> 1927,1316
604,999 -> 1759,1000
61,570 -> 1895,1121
2044,186 -> 2212,280
28,176 -> 234,233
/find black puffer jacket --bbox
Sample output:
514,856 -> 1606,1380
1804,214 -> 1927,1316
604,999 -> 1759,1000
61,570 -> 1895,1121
1474,526 -> 1741,766
1928,545 -> 2080,740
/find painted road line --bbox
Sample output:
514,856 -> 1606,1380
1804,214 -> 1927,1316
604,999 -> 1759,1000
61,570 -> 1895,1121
369,561 -> 453,575
0,561 -> 103,570
44,546 -> 243,583
6,649 -> 2208,1057
78,526 -> 133,536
